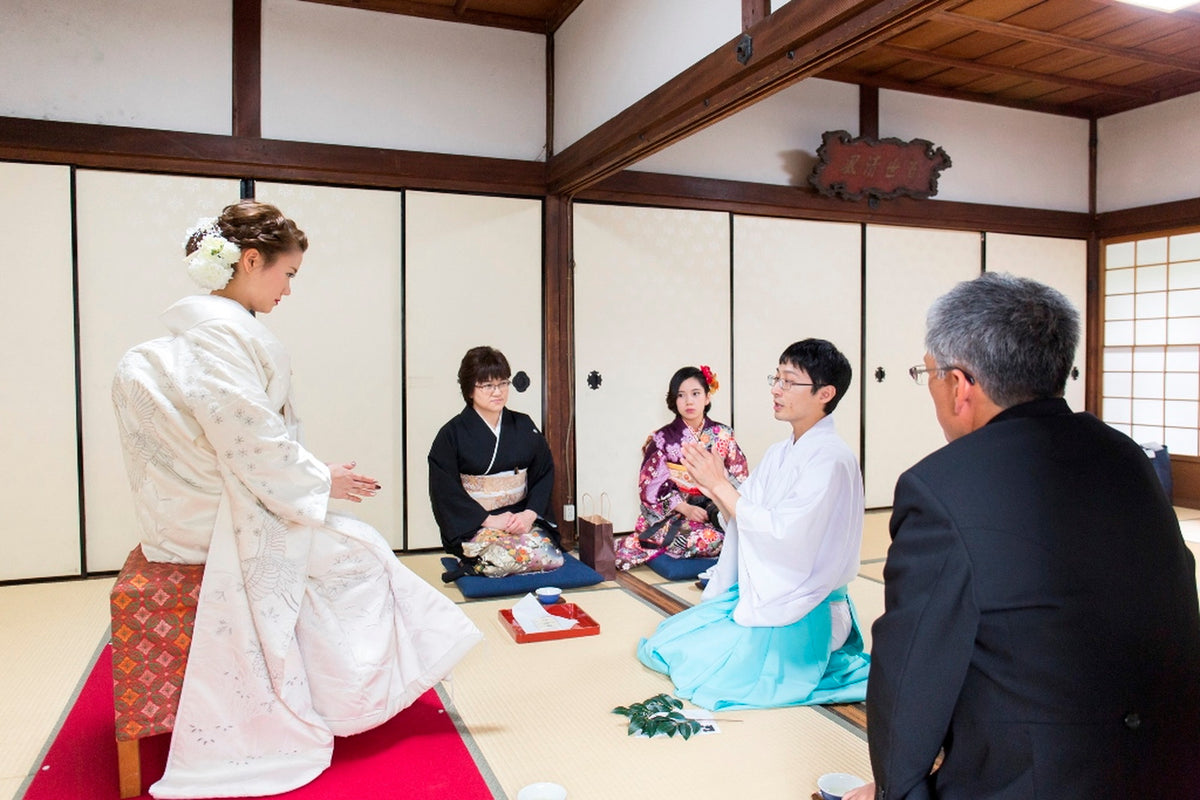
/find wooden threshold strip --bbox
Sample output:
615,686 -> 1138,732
613,568 -> 868,733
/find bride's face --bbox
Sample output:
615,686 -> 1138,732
241,248 -> 302,315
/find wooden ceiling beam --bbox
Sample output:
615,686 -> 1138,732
933,11 -> 1200,74
547,0 -> 960,196
299,0 -> 546,34
546,0 -> 584,34
875,43 -> 1155,98
818,66 -> 1096,117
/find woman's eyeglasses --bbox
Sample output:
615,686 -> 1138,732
475,380 -> 511,394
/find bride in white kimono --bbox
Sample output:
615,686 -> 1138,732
113,201 -> 481,798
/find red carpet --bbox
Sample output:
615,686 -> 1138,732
24,646 -> 494,799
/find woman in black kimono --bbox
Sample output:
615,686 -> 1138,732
428,346 -> 560,576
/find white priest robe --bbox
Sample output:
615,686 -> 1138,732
637,414 -> 869,709
702,414 -> 863,632
112,294 -> 481,798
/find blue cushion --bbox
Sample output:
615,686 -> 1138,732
647,554 -> 718,581
440,552 -> 604,599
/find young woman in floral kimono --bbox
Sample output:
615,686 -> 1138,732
614,365 -> 749,570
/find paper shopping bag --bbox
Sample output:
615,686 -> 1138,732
577,492 -> 615,580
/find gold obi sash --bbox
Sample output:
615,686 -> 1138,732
461,469 -> 528,511
667,462 -> 702,495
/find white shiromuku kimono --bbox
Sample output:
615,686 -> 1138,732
112,294 -> 482,799
637,414 -> 870,710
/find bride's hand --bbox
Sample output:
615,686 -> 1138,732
329,461 -> 381,503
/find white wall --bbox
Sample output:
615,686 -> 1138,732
0,0 -> 232,134
262,0 -> 546,160
633,79 -> 859,185
880,90 -> 1090,212
554,0 -> 741,151
1097,92 -> 1200,214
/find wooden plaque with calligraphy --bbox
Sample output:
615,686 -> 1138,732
809,130 -> 951,205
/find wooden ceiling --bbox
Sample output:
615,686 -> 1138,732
306,0 -> 1200,119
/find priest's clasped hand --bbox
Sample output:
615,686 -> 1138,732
329,460 -> 381,503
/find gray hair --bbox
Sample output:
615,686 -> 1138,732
925,272 -> 1079,408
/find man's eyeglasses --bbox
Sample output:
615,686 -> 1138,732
908,365 -> 976,386
475,380 -> 511,393
767,374 -> 822,391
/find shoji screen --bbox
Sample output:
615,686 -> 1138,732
76,170 -> 240,572
732,216 -> 862,471
404,191 -> 543,550
986,233 -> 1088,411
863,225 -> 981,507
574,203 -> 731,532
0,163 -> 79,580
254,183 -> 404,546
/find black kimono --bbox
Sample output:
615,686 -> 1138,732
428,405 -> 558,555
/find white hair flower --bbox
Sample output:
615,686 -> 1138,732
183,218 -> 241,291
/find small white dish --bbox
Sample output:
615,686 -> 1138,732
817,772 -> 866,800
517,781 -> 567,800
535,586 -> 563,604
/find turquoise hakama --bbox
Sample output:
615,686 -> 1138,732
637,584 -> 870,710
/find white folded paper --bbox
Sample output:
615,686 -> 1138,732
511,592 -> 579,633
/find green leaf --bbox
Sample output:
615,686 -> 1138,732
680,724 -> 692,740
612,706 -> 630,716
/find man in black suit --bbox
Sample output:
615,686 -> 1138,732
845,272 -> 1200,799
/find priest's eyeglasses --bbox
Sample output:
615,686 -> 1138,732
766,374 -> 821,391
908,364 -> 976,386
475,380 -> 511,393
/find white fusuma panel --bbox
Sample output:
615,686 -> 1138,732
405,191 -> 543,550
863,225 -> 981,507
986,233 -> 1088,411
574,203 -> 731,533
77,170 -> 241,572
733,216 -> 863,471
0,163 -> 79,580
255,183 -> 404,548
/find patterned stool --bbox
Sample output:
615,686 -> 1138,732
109,545 -> 204,798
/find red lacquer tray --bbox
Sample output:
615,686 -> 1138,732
498,602 -> 601,644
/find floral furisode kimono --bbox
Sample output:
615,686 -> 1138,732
614,416 -> 749,570
112,294 -> 481,798
428,405 -> 562,577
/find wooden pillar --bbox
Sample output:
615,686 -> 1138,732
742,0 -> 770,30
859,85 -> 879,139
544,194 -> 576,548
232,0 -> 262,139
1085,118 -> 1100,417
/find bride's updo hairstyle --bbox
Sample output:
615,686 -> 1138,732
185,200 -> 307,263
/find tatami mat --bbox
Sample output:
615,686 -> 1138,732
444,588 -> 870,800
861,510 -> 892,561
0,577 -> 114,800
858,560 -> 886,584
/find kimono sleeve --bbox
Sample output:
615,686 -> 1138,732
867,470 -> 978,800
427,421 -> 488,550
638,434 -> 682,515
722,432 -> 750,487
522,420 -> 556,525
178,324 -> 330,527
